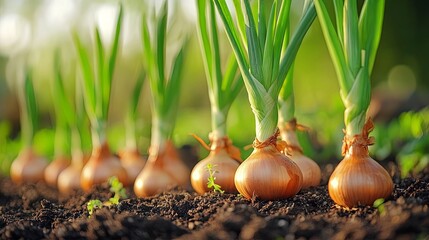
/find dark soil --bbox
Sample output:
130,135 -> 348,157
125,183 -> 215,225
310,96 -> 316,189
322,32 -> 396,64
0,162 -> 428,240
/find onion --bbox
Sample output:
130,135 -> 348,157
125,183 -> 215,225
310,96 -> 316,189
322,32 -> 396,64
57,153 -> 89,194
328,120 -> 393,207
234,131 -> 303,200
118,148 -> 146,184
191,136 -> 241,194
134,140 -> 190,197
80,142 -> 128,192
10,147 -> 48,184
44,156 -> 70,187
279,119 -> 321,188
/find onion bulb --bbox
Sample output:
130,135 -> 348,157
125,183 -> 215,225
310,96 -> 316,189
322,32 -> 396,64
191,136 -> 241,194
279,119 -> 321,188
44,156 -> 70,187
10,147 -> 48,184
134,140 -> 190,197
118,148 -> 146,184
80,142 -> 128,192
57,153 -> 89,194
234,131 -> 303,200
328,120 -> 393,207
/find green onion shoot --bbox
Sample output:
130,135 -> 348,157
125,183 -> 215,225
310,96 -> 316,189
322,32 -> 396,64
44,51 -> 72,187
190,0 -> 243,195
277,0 -> 321,189
74,4 -> 128,191
134,2 -> 190,197
315,0 -> 393,207
10,67 -> 48,184
118,72 -> 147,183
214,0 -> 316,200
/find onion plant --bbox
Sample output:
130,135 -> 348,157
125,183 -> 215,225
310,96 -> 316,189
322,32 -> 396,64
133,2 -> 190,197
118,72 -> 147,183
44,51 -> 73,187
52,52 -> 90,194
278,1 -> 321,189
315,0 -> 393,207
190,0 -> 243,195
10,68 -> 48,184
214,0 -> 316,200
73,4 -> 128,191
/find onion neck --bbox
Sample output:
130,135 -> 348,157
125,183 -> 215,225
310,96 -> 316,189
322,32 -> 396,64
211,106 -> 227,140
344,143 -> 369,159
254,102 -> 278,142
91,120 -> 107,149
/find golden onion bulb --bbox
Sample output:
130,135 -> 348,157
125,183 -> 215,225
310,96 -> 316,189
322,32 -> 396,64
11,148 -> 48,184
134,141 -> 190,197
81,143 -> 128,192
328,144 -> 393,208
234,145 -> 302,200
134,163 -> 177,197
44,156 -> 70,187
119,148 -> 146,184
290,152 -> 321,189
191,149 -> 240,194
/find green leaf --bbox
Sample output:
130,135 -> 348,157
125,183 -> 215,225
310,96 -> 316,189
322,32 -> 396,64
243,0 -> 264,84
156,2 -> 167,87
73,32 -> 97,124
105,4 -> 123,121
213,0 -> 250,81
262,1 -> 277,87
232,0 -> 247,47
359,0 -> 385,74
196,0 -> 214,90
343,0 -> 360,76
333,0 -> 344,45
314,0 -> 351,93
95,27 -> 105,119
128,72 -> 146,122
23,69 -> 38,144
278,2 -> 316,91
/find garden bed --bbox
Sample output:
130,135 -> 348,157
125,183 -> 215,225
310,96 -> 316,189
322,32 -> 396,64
0,162 -> 428,240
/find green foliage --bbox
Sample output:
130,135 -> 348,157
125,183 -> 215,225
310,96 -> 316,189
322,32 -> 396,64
372,108 -> 429,177
141,2 -> 188,142
196,0 -> 243,136
86,176 -> 127,216
206,163 -> 224,194
214,0 -> 316,141
108,176 -> 128,205
87,199 -> 103,217
0,122 -> 20,176
314,0 -> 385,135
73,4 -> 123,141
373,198 -> 385,215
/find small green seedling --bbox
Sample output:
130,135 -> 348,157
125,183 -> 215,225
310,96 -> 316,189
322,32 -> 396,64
86,176 -> 127,216
373,198 -> 385,215
206,163 -> 224,194
108,176 -> 128,205
87,199 -> 103,217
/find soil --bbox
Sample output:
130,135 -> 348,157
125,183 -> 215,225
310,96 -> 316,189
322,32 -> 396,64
0,161 -> 428,240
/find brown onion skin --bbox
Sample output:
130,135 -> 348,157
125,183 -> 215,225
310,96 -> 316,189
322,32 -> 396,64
134,141 -> 190,197
290,152 -> 321,189
80,143 -> 128,192
11,148 -> 48,184
44,156 -> 70,187
57,154 -> 89,194
234,145 -> 303,200
191,149 -> 240,194
328,144 -> 393,208
118,148 -> 146,184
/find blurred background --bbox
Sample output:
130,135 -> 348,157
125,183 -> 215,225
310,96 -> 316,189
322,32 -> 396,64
0,0 -> 428,175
